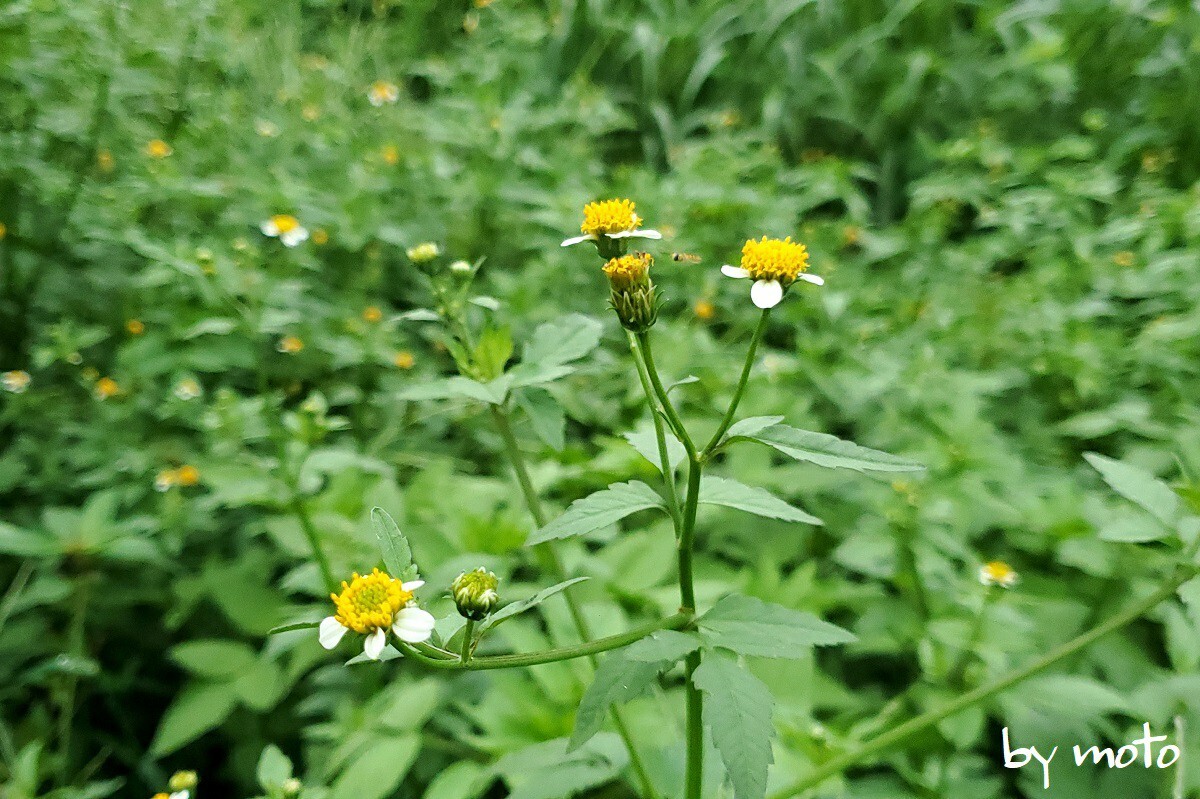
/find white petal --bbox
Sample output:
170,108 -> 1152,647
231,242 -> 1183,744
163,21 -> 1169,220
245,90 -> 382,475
392,607 -> 436,643
169,792 -> 189,799
281,227 -> 309,247
363,628 -> 387,660
318,617 -> 348,650
607,228 -> 662,240
260,221 -> 279,236
560,234 -> 597,247
751,279 -> 783,309
721,265 -> 750,279
401,580 -> 425,591
797,273 -> 824,286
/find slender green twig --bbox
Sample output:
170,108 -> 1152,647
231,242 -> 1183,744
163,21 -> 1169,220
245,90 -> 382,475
626,330 -> 681,526
402,612 -> 693,671
460,619 -> 476,663
768,560 -> 1200,799
703,308 -> 770,455
489,403 -> 661,799
636,333 -> 697,459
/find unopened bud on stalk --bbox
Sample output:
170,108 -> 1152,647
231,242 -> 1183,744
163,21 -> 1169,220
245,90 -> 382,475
451,567 -> 500,620
407,242 -> 441,263
281,777 -> 302,797
603,253 -> 658,332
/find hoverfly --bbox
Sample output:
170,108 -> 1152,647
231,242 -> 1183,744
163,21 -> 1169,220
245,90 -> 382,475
670,252 -> 702,264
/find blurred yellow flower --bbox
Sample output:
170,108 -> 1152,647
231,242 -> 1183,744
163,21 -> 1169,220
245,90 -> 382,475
168,771 -> 198,792
126,319 -> 145,335
407,242 -> 440,263
362,306 -> 383,323
97,148 -> 115,172
979,560 -> 1017,588
173,378 -> 202,400
463,12 -> 479,33
0,222 -> 7,240
94,377 -> 120,399
474,0 -> 494,7
842,225 -> 861,247
145,139 -> 172,159
154,469 -> 177,492
368,80 -> 400,107
393,350 -> 415,369
255,119 -> 280,137
261,214 -> 309,247
312,228 -> 330,246
381,144 -> 400,165
2,370 -> 31,394
1113,251 -> 1135,267
175,465 -> 201,487
693,299 -> 715,320
302,104 -> 321,122
277,336 -> 304,354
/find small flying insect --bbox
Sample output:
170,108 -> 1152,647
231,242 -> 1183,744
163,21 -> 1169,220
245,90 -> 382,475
670,252 -> 702,264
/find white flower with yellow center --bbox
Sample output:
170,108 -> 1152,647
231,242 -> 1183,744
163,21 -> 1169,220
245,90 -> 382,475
721,236 -> 823,309
319,568 -> 435,660
561,199 -> 662,248
173,377 -> 202,401
2,370 -> 31,394
260,214 -> 309,247
368,80 -> 400,107
978,560 -> 1018,589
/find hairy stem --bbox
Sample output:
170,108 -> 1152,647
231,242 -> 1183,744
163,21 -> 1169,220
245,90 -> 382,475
460,619 -> 476,663
404,612 -> 693,671
626,330 -> 681,525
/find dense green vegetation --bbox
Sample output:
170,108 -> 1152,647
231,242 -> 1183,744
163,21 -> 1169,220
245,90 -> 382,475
3,1 -> 1200,798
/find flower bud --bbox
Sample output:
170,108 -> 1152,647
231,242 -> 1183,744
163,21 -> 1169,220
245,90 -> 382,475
451,567 -> 500,620
281,777 -> 303,797
168,771 -> 198,791
406,242 -> 440,263
602,253 -> 658,332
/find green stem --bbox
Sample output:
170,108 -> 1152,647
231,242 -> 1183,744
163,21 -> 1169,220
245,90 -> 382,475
404,612 -> 693,671
638,330 -> 705,799
290,493 -> 337,596
703,308 -> 770,455
489,403 -> 660,799
460,619 -> 476,663
945,587 -> 998,688
768,561 -> 1200,799
626,330 -> 681,526
636,332 -> 697,460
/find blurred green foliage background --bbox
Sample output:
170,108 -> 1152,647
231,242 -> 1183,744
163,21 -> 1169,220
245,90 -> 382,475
3,0 -> 1200,797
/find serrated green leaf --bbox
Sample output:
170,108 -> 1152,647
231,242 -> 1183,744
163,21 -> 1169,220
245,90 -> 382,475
371,507 -> 413,577
622,630 -> 703,663
728,422 -> 924,473
523,314 -> 603,366
697,594 -> 854,657
569,651 -> 664,751
526,481 -> 667,545
516,388 -> 565,451
699,476 -> 822,525
150,682 -> 239,756
623,425 -> 686,475
476,577 -> 589,635
693,650 -> 774,799
1085,452 -> 1181,528
396,376 -> 509,405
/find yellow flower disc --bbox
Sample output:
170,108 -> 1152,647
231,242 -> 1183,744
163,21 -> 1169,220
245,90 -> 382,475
581,199 -> 642,236
331,568 -> 413,634
739,236 -> 810,283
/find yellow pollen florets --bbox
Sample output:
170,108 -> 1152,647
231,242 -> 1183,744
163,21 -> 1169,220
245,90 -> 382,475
602,252 -> 652,291
581,199 -> 642,236
979,560 -> 1017,588
95,377 -> 120,399
331,568 -> 412,634
145,139 -> 172,159
278,336 -> 304,354
269,214 -> 300,234
739,236 -> 810,283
